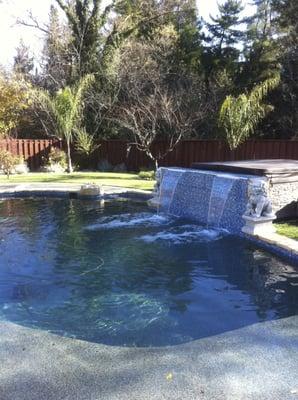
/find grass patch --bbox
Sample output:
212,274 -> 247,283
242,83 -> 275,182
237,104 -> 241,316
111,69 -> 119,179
275,220 -> 298,241
0,172 -> 155,191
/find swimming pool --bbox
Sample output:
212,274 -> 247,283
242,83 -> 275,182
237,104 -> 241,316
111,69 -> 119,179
0,198 -> 297,347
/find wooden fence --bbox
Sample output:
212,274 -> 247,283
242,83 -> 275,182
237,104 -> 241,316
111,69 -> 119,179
0,139 -> 63,170
0,138 -> 297,171
91,139 -> 298,170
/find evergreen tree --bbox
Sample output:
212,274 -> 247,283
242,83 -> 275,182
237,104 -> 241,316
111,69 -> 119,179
112,0 -> 202,75
240,0 -> 280,87
13,40 -> 34,79
41,5 -> 72,92
269,0 -> 298,136
54,0 -> 114,78
166,0 -> 202,73
203,0 -> 244,79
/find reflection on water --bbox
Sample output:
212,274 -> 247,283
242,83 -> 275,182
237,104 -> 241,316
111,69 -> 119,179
0,198 -> 297,347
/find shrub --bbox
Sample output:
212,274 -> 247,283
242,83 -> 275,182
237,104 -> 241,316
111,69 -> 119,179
0,72 -> 31,138
47,147 -> 67,169
138,170 -> 155,180
75,128 -> 100,156
0,149 -> 21,178
219,77 -> 280,150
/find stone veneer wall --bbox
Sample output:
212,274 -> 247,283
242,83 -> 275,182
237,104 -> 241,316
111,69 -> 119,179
269,181 -> 298,219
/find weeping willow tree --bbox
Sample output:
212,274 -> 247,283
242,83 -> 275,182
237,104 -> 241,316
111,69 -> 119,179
219,76 -> 280,150
36,74 -> 94,172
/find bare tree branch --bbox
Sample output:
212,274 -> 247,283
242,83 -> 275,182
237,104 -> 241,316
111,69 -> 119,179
16,10 -> 49,34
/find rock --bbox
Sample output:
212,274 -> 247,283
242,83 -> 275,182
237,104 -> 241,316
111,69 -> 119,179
13,163 -> 29,174
113,163 -> 127,173
78,184 -> 104,198
39,164 -> 66,173
97,159 -> 113,172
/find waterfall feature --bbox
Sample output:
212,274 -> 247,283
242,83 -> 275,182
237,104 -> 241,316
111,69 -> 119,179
159,169 -> 184,213
157,167 -> 250,233
207,176 -> 235,228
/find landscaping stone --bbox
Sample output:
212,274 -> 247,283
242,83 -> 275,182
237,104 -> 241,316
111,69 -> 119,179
113,163 -> 127,173
97,159 -> 113,172
78,184 -> 103,198
13,163 -> 29,174
39,164 -> 66,173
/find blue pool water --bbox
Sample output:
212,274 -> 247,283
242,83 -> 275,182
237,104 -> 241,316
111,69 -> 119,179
0,198 -> 297,347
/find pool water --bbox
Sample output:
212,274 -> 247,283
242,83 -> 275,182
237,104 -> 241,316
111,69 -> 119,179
0,198 -> 297,347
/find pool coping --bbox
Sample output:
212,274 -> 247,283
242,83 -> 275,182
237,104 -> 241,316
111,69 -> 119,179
0,183 -> 152,201
241,231 -> 298,265
0,183 -> 297,265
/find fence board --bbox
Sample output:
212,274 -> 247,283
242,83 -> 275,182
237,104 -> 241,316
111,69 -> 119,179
0,138 -> 297,171
0,139 -> 63,171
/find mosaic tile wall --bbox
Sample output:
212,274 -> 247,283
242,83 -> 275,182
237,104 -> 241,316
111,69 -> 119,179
159,168 -> 249,233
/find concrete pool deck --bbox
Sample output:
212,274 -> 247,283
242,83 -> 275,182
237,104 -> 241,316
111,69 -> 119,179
0,317 -> 297,400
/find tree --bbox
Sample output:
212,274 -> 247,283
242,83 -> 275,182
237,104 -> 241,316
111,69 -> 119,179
116,0 -> 202,74
114,38 -> 207,169
0,150 -> 22,179
269,0 -> 298,137
203,0 -> 245,79
172,0 -> 202,73
54,0 -> 115,78
35,74 -> 94,172
41,5 -> 73,91
13,40 -> 34,79
218,76 -> 280,149
240,0 -> 280,86
0,71 -> 31,138
115,73 -> 205,169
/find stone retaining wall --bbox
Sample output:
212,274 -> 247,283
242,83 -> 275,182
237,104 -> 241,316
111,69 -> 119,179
269,181 -> 298,219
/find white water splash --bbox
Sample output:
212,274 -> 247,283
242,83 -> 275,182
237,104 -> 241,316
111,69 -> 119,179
139,225 -> 227,244
85,213 -> 170,231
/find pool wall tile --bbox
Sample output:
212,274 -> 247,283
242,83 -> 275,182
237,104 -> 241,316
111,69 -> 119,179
159,167 -> 249,233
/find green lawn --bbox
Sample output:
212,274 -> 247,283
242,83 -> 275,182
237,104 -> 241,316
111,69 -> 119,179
0,172 -> 155,191
275,220 -> 298,241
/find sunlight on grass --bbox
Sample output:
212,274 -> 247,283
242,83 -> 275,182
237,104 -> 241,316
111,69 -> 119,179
275,220 -> 298,241
0,172 -> 155,191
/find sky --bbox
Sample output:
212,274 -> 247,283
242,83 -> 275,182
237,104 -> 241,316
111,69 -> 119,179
0,0 -> 254,68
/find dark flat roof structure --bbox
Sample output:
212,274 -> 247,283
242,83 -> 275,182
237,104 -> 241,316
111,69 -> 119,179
192,159 -> 298,183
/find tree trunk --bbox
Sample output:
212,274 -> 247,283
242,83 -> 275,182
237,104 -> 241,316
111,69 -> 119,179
66,141 -> 73,173
146,150 -> 159,171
